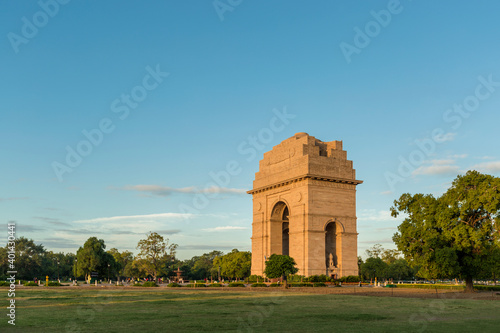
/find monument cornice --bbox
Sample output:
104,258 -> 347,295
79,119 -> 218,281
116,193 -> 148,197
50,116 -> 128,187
247,174 -> 363,195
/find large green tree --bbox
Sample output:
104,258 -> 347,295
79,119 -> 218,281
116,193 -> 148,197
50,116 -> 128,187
360,257 -> 388,280
107,248 -> 133,280
45,251 -> 75,281
212,249 -> 251,281
136,232 -> 177,280
191,250 -> 224,280
263,254 -> 298,279
391,171 -> 500,292
9,237 -> 46,280
74,237 -> 115,281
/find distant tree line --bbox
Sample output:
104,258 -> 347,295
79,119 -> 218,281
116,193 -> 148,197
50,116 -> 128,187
358,244 -> 417,281
0,232 -> 251,282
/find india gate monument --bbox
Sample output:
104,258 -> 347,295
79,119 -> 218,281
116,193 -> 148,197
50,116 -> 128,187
248,133 -> 362,278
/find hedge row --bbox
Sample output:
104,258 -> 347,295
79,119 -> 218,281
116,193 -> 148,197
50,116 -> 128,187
186,283 -> 207,288
397,284 -> 464,290
474,285 -> 500,291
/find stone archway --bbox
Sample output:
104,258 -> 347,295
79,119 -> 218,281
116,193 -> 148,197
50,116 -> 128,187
271,201 -> 289,256
325,221 -> 337,267
325,221 -> 338,277
248,133 -> 362,277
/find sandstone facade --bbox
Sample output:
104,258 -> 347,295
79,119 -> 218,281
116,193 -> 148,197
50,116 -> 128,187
248,133 -> 362,277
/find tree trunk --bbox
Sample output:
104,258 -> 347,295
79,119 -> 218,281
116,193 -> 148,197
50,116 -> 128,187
465,277 -> 474,293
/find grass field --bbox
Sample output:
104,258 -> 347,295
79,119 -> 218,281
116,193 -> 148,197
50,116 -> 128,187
1,287 -> 499,332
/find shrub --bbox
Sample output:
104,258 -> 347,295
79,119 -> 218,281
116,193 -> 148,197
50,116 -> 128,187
186,283 -> 207,288
167,282 -> 182,287
289,283 -> 313,287
247,275 -> 265,283
0,281 -> 12,286
397,284 -> 464,290
339,275 -> 360,283
269,283 -> 281,287
47,281 -> 62,286
313,282 -> 327,287
142,281 -> 158,287
133,283 -> 143,287
24,282 -> 38,286
288,274 -> 306,282
474,285 -> 500,291
228,282 -> 246,287
307,275 -> 331,283
251,283 -> 267,287
208,283 -> 222,287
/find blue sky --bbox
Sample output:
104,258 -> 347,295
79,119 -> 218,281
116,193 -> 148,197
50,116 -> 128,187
1,0 -> 499,259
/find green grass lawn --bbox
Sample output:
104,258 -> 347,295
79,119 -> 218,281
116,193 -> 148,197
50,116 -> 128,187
1,288 -> 499,332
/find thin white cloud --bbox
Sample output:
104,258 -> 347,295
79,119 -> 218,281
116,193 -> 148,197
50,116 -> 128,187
470,161 -> 500,173
412,164 -> 460,176
380,190 -> 393,195
357,210 -> 393,222
431,159 -> 456,165
202,226 -> 248,232
439,132 -> 456,142
74,212 -> 193,224
56,213 -> 190,252
358,238 -> 394,244
122,184 -> 246,197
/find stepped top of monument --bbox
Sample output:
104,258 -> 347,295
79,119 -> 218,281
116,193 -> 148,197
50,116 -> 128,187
249,132 -> 362,192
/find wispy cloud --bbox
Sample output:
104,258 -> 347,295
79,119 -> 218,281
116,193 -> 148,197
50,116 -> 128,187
439,132 -> 456,142
202,226 -> 248,232
121,184 -> 247,197
357,210 -> 393,222
41,237 -> 81,249
358,238 -> 394,244
412,164 -> 460,176
3,223 -> 44,233
470,161 -> 500,173
431,159 -> 456,165
34,216 -> 72,227
380,190 -> 393,195
67,213 -> 189,241
74,212 -> 193,224
153,229 -> 181,235
179,244 -> 245,250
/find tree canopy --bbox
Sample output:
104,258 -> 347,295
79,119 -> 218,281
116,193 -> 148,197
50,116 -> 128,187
263,254 -> 298,279
136,232 -> 177,280
359,244 -> 415,281
391,171 -> 500,292
212,249 -> 251,281
75,237 -> 115,281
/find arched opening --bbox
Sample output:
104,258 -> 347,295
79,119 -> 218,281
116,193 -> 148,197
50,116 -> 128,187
325,222 -> 337,274
271,202 -> 290,256
282,221 -> 289,256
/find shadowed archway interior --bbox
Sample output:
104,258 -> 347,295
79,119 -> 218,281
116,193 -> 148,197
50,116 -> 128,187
325,221 -> 337,271
271,202 -> 289,256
